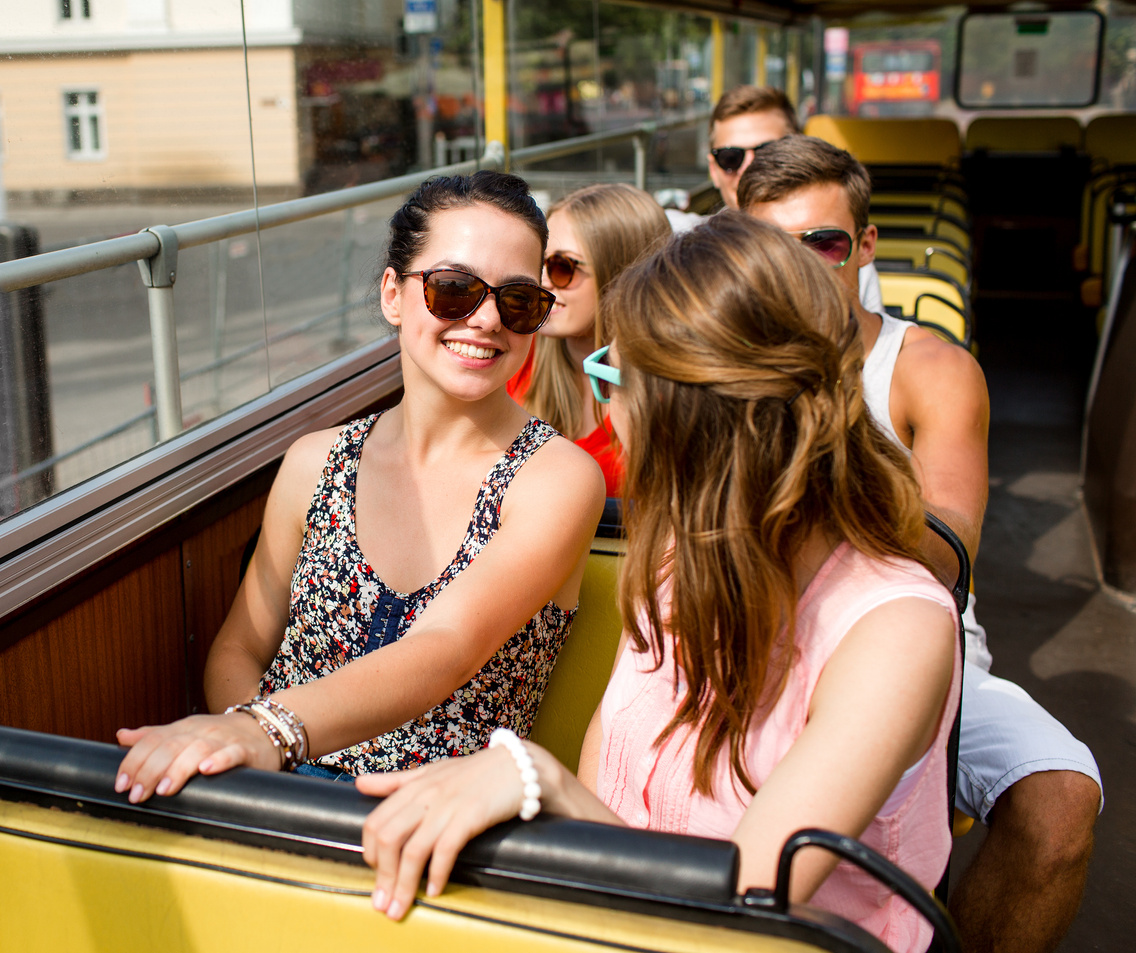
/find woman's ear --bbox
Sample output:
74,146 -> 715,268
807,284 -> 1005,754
379,267 -> 403,328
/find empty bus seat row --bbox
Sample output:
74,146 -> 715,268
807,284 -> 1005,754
802,116 -> 976,349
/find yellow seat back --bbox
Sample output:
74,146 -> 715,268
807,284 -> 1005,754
1085,114 -> 1136,166
878,273 -> 970,347
965,116 -> 1083,153
871,212 -> 971,253
804,115 -> 961,167
874,241 -> 971,290
529,536 -> 625,773
871,193 -> 969,224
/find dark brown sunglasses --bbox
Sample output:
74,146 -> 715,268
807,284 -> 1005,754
400,268 -> 555,334
544,253 -> 587,289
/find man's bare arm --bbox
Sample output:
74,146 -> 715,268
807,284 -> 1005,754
892,329 -> 990,585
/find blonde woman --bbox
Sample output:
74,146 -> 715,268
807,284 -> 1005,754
358,214 -> 960,951
508,183 -> 671,495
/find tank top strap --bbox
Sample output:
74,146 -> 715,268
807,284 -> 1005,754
471,416 -> 559,541
861,312 -> 909,452
306,413 -> 382,533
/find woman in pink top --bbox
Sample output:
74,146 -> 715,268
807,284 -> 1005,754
357,213 -> 960,952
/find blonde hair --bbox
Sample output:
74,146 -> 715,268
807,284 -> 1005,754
522,183 -> 670,438
603,212 -> 928,796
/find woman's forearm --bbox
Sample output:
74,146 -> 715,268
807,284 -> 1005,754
203,640 -> 273,713
532,745 -> 625,825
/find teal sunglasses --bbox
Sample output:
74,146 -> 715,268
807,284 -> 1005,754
583,345 -> 621,404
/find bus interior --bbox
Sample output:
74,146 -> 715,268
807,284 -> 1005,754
1,1 -> 1134,950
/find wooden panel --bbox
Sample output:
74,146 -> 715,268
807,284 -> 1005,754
0,549 -> 186,742
182,492 -> 270,715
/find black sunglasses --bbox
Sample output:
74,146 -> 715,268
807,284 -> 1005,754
710,142 -> 771,174
400,268 -> 555,334
789,227 -> 857,268
544,253 -> 587,289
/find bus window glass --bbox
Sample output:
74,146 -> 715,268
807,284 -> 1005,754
507,1 -> 712,197
957,11 -> 1102,108
0,3 -> 416,526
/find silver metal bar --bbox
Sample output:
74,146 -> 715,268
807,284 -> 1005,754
633,132 -> 648,191
147,285 -> 183,441
0,115 -> 706,294
510,115 -> 702,168
0,154 -> 501,293
137,226 -> 183,442
0,231 -> 158,293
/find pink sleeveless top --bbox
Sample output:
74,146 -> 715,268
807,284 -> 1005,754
597,543 -> 961,953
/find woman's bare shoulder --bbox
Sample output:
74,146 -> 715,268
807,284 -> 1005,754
267,424 -> 348,515
508,431 -> 607,521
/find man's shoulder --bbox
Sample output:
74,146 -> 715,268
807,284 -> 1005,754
894,324 -> 988,412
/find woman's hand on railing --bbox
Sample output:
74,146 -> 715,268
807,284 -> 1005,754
356,745 -> 531,921
114,712 -> 281,803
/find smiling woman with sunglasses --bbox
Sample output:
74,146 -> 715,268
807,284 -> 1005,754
358,214 -> 960,952
114,171 -> 606,804
507,183 -> 671,496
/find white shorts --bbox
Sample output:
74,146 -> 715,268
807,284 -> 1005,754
956,663 -> 1103,823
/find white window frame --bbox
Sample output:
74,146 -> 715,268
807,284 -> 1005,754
62,88 -> 106,161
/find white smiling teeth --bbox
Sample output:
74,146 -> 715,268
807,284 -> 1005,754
445,341 -> 497,360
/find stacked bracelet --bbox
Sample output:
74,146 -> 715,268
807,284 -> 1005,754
225,696 -> 309,771
489,727 -> 541,821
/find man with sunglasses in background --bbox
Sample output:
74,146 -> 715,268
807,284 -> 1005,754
738,134 -> 1101,953
669,85 -> 883,315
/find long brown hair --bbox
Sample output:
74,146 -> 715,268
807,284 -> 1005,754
604,212 -> 927,796
523,183 -> 670,438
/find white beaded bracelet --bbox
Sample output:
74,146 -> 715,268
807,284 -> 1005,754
489,727 -> 541,821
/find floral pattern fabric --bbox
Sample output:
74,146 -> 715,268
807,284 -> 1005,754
260,412 -> 574,775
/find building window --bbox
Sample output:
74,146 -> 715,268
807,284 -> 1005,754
61,1 -> 92,19
63,90 -> 104,159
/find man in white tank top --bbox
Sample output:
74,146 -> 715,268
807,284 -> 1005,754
739,136 -> 1102,953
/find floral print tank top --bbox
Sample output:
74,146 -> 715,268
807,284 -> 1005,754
259,412 -> 575,776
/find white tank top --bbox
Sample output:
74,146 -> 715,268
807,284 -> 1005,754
861,312 -> 909,452
861,311 -> 992,669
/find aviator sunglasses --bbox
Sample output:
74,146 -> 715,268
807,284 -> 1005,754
544,252 -> 587,289
788,227 -> 857,269
583,345 -> 621,404
400,268 -> 555,334
709,142 -> 771,174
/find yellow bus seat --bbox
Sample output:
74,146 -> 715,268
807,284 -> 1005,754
868,178 -> 968,202
804,115 -> 962,167
965,116 -> 1083,153
1084,114 -> 1136,166
870,212 -> 971,254
878,273 -> 971,348
874,241 -> 972,291
871,193 -> 969,225
529,534 -> 625,774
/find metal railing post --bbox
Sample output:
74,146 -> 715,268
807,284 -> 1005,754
634,132 -> 648,191
137,225 -> 183,442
